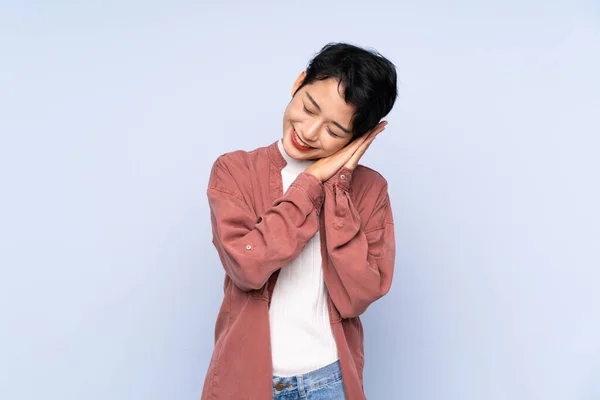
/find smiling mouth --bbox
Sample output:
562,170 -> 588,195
292,128 -> 314,151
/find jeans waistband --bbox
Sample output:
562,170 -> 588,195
272,360 -> 342,396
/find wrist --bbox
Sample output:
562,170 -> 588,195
304,167 -> 323,182
325,167 -> 353,191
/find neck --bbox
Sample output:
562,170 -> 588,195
277,139 -> 315,175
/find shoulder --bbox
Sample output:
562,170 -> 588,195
211,144 -> 267,173
353,164 -> 389,192
213,149 -> 250,172
209,144 -> 270,189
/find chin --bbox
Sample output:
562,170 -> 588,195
283,129 -> 322,160
283,139 -> 307,160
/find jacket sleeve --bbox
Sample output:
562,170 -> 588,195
322,167 -> 396,319
207,154 -> 324,291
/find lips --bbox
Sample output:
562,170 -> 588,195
291,128 -> 314,151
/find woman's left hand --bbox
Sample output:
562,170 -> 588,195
343,121 -> 387,170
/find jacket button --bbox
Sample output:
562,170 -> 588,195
245,244 -> 252,250
340,174 -> 346,180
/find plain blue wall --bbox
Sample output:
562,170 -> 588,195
1,1 -> 599,399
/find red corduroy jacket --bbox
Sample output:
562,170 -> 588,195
201,140 -> 395,399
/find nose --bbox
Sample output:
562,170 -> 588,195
303,121 -> 323,142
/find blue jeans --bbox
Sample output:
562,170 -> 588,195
272,360 -> 347,399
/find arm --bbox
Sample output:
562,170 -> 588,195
207,155 -> 324,291
322,167 -> 396,318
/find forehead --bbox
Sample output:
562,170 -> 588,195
301,78 -> 355,123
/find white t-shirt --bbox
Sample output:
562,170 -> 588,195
269,139 -> 339,377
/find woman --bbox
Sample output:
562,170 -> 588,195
202,42 -> 398,400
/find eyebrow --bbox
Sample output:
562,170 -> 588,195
305,92 -> 351,135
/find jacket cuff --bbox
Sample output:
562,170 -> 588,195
292,172 -> 325,210
325,167 -> 353,192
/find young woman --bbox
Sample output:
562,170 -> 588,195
202,43 -> 398,400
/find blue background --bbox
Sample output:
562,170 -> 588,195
1,1 -> 599,399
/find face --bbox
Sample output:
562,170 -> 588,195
282,72 -> 356,160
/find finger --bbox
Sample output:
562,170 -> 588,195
370,121 -> 387,137
327,137 -> 367,172
362,124 -> 386,147
339,133 -> 370,158
353,121 -> 386,148
345,135 -> 375,169
351,123 -> 384,150
345,125 -> 385,169
338,121 -> 387,165
355,133 -> 377,158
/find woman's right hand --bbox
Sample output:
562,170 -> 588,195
304,121 -> 387,182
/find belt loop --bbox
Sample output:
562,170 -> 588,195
297,374 -> 306,398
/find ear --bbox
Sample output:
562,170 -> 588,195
291,70 -> 307,96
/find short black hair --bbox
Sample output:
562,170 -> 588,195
295,42 -> 398,138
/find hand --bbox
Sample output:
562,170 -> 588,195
304,121 -> 387,182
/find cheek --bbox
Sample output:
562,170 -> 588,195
285,107 -> 305,123
288,98 -> 306,118
321,136 -> 351,155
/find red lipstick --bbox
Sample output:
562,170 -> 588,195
291,129 -> 314,152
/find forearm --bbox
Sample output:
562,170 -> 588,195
322,172 -> 395,317
209,171 -> 324,291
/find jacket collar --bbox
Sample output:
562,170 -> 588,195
267,140 -> 286,169
267,139 -> 317,172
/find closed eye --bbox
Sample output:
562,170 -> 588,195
304,103 -> 342,138
327,128 -> 341,138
